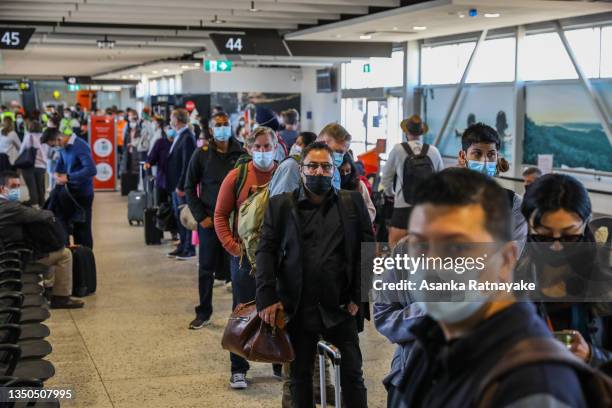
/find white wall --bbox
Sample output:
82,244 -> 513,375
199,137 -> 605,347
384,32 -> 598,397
300,66 -> 341,133
120,88 -> 137,110
182,66 -> 301,93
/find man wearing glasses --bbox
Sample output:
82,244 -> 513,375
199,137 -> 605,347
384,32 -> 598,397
256,142 -> 373,408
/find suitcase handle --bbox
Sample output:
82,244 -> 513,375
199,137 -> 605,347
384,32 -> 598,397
318,340 -> 341,408
317,340 -> 341,365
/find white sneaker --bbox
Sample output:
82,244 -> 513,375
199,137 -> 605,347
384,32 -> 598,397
225,281 -> 232,293
230,373 -> 247,389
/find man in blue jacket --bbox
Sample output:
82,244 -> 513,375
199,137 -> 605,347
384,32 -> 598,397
166,108 -> 196,259
44,127 -> 97,249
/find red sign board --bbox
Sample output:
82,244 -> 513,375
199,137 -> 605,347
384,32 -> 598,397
89,115 -> 117,191
185,100 -> 195,112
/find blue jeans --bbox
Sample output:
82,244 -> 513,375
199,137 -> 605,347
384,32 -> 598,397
172,191 -> 194,254
229,256 -> 256,374
195,226 -> 230,320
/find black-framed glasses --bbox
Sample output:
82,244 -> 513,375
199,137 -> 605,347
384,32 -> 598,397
303,162 -> 334,172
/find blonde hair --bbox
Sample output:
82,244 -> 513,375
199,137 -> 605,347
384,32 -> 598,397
318,123 -> 351,144
171,108 -> 189,125
246,126 -> 277,149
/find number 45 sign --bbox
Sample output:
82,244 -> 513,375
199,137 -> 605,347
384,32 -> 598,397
0,28 -> 35,50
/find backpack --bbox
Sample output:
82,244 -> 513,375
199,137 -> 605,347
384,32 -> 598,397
237,182 -> 270,274
400,143 -> 434,205
24,214 -> 67,255
477,336 -> 612,408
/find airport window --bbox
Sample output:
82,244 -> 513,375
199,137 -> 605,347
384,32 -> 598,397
341,50 -> 404,89
420,42 -> 475,85
466,37 -> 516,83
601,26 -> 612,78
521,32 -> 578,80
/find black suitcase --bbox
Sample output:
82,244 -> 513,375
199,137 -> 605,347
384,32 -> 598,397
128,191 -> 146,225
70,245 -> 97,297
120,172 -> 139,196
144,207 -> 162,245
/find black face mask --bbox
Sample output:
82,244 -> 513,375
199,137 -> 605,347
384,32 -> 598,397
303,175 -> 332,196
340,173 -> 352,189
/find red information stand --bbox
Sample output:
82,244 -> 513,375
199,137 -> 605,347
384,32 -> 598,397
89,115 -> 117,191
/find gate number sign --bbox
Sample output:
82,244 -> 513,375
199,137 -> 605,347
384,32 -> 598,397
0,28 -> 35,50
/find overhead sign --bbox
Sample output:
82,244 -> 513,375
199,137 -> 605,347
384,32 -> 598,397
0,80 -> 30,91
363,63 -> 372,73
64,76 -> 91,85
68,84 -> 81,91
0,28 -> 35,50
210,31 -> 288,56
89,115 -> 117,191
204,60 -> 232,72
185,100 -> 195,112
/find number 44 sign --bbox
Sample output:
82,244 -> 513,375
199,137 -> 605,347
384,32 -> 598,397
0,28 -> 35,50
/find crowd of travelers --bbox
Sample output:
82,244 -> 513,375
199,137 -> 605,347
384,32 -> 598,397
2,97 -> 611,407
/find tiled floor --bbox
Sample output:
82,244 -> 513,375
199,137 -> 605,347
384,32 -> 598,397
45,192 -> 394,407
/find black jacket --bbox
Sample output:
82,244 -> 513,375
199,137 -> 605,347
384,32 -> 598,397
184,138 -> 244,222
390,303 -> 586,408
255,187 -> 374,326
0,198 -> 54,245
167,128 -> 196,192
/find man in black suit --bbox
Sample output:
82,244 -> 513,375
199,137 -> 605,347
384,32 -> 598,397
166,108 -> 196,259
256,142 -> 373,408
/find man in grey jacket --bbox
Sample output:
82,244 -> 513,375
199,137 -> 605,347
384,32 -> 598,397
0,171 -> 83,309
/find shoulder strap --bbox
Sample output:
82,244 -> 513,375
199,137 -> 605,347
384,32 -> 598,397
234,163 -> 249,199
420,143 -> 430,157
400,142 -> 415,158
478,337 -> 593,408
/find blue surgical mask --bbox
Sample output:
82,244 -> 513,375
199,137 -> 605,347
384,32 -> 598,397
332,152 -> 344,168
213,126 -> 232,142
166,128 -> 177,138
416,300 -> 486,324
467,160 -> 497,177
252,151 -> 275,169
7,188 -> 21,202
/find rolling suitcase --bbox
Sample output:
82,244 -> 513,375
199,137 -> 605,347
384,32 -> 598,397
70,245 -> 97,297
128,191 -> 146,225
121,172 -> 139,196
144,207 -> 162,245
318,341 -> 341,408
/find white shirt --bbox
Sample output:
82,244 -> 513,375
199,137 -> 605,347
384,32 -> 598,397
20,132 -> 47,169
0,130 -> 21,164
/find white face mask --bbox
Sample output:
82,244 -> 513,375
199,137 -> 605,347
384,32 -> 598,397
289,144 -> 302,156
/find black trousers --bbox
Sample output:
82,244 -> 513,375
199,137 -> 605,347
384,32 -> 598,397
288,317 -> 367,408
21,167 -> 46,207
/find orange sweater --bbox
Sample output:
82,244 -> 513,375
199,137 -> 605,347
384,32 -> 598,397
214,162 -> 276,257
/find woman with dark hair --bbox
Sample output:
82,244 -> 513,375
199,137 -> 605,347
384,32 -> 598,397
340,153 -> 376,223
518,173 -> 612,367
145,117 -> 172,206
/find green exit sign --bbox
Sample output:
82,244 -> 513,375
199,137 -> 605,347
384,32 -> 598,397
204,60 -> 233,72
363,63 -> 371,73
68,84 -> 81,91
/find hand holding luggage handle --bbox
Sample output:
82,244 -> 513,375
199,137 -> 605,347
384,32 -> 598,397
318,340 -> 341,408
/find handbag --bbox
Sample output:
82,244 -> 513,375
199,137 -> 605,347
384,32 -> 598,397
156,201 -> 176,231
14,135 -> 37,169
179,203 -> 198,231
221,301 -> 295,364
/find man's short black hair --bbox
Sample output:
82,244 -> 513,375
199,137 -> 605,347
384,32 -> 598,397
413,167 -> 512,241
0,170 -> 20,187
41,127 -> 60,144
461,122 -> 501,151
300,141 -> 333,164
299,131 -> 317,147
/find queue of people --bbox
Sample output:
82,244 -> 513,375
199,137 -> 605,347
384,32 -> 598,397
154,105 -> 609,407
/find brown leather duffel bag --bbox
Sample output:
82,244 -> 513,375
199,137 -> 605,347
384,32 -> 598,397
221,301 -> 295,364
